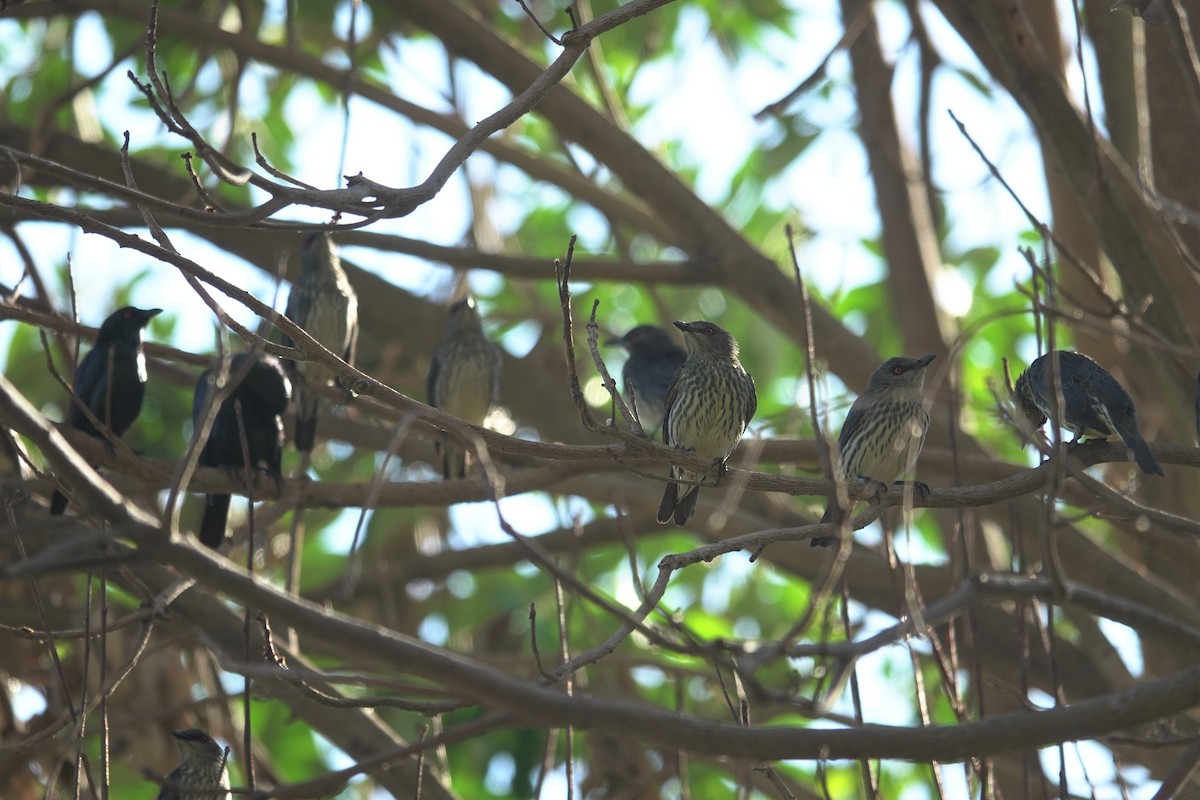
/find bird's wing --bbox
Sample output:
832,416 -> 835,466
660,373 -> 682,447
68,349 -> 105,427
488,342 -> 502,407
743,372 -> 757,427
836,397 -> 869,452
426,347 -> 442,407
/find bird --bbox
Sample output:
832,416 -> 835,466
49,306 -> 162,515
427,297 -> 502,479
607,325 -> 687,435
1014,350 -> 1163,477
157,727 -> 230,800
814,354 -> 936,547
657,320 -> 756,527
282,232 -> 359,453
193,354 -> 291,549
1110,0 -> 1167,25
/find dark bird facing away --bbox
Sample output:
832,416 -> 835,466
283,232 -> 359,453
607,325 -> 687,435
157,727 -> 230,800
49,306 -> 161,515
657,320 -> 756,526
1014,350 -> 1163,477
815,354 -> 935,547
193,354 -> 291,549
1110,0 -> 1167,25
427,297 -> 503,480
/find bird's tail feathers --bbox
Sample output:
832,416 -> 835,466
1124,434 -> 1164,477
49,488 -> 69,516
656,481 -> 679,525
199,494 -> 231,549
812,503 -> 840,547
293,391 -> 321,453
672,486 -> 699,526
439,440 -> 468,480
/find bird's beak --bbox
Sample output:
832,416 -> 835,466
604,335 -> 622,347
672,321 -> 693,334
171,730 -> 186,741
914,354 -> 936,369
140,308 -> 163,325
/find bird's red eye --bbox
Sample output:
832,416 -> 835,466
892,366 -> 904,375
123,311 -> 133,319
704,327 -> 714,336
197,734 -> 208,742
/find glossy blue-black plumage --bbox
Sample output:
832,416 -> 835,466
193,354 -> 291,548
608,325 -> 686,435
1014,350 -> 1162,476
50,306 -> 161,514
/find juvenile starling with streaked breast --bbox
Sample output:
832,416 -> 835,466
156,727 -> 230,800
657,320 -> 756,527
283,232 -> 358,453
607,325 -> 686,436
815,355 -> 935,547
427,297 -> 502,479
50,306 -> 161,515
1014,350 -> 1163,476
193,354 -> 291,549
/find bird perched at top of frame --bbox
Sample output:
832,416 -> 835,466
283,232 -> 358,453
156,727 -> 230,800
49,305 -> 161,515
657,320 -> 756,527
427,296 -> 502,480
814,354 -> 935,547
607,324 -> 687,436
1013,349 -> 1163,477
193,353 -> 291,549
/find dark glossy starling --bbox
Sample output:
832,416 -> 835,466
427,297 -> 502,479
1014,350 -> 1163,476
49,306 -> 161,515
193,354 -> 291,549
283,232 -> 358,453
815,355 -> 935,547
157,727 -> 230,800
1111,0 -> 1167,24
607,325 -> 687,435
657,321 -> 756,526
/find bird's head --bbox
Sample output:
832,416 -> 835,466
607,325 -> 673,354
172,728 -> 224,765
299,231 -> 337,273
865,354 -> 936,392
96,307 -> 162,342
1012,365 -> 1047,432
673,320 -> 738,360
446,296 -> 483,331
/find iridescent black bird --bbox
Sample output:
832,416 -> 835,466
193,354 -> 291,549
657,321 -> 756,527
157,727 -> 230,800
607,325 -> 686,436
49,306 -> 161,515
283,232 -> 358,453
815,355 -> 935,547
1014,350 -> 1163,476
427,297 -> 502,479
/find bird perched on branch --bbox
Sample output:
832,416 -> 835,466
657,321 -> 756,527
1014,350 -> 1163,476
427,297 -> 502,479
607,325 -> 686,436
193,354 -> 291,549
49,306 -> 161,515
283,232 -> 358,453
815,354 -> 935,547
156,727 -> 230,800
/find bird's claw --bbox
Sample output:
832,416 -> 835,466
857,476 -> 888,504
891,479 -> 930,503
711,458 -> 728,485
